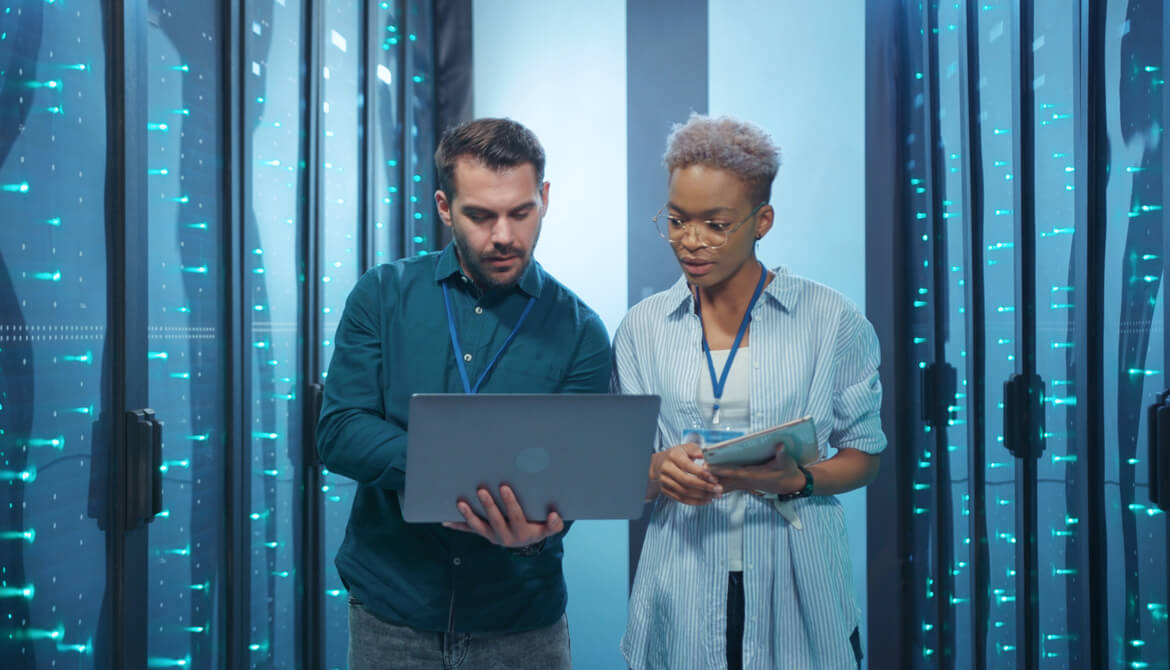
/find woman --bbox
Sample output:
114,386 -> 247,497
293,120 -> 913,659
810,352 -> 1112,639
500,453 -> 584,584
616,114 -> 885,670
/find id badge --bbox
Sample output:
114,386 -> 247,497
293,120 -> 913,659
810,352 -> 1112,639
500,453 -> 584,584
683,422 -> 746,465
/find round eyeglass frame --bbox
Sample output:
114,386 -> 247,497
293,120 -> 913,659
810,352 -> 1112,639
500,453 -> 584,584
652,201 -> 767,249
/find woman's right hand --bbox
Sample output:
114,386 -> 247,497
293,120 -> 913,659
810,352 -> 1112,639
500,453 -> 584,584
649,442 -> 724,506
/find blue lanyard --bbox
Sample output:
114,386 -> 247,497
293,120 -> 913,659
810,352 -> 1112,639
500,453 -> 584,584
695,262 -> 767,423
442,281 -> 536,394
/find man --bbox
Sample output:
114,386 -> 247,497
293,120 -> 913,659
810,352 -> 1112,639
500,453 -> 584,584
616,114 -> 884,669
317,118 -> 611,669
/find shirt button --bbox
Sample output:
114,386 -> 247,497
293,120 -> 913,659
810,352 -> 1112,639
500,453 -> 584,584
474,306 -> 483,315
463,353 -> 472,362
452,557 -> 462,566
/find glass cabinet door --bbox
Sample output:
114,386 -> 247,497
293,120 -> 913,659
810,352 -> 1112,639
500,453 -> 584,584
1103,1 -> 1168,668
935,3 -> 976,666
1029,2 -> 1087,666
145,2 -> 228,667
318,1 -> 363,666
372,0 -> 404,263
0,2 -> 111,667
244,0 -> 308,667
975,2 -> 1021,664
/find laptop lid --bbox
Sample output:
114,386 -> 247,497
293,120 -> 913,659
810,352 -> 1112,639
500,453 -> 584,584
403,393 -> 660,523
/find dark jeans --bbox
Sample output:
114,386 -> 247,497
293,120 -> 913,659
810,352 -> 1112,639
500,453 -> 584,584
348,597 -> 571,670
726,572 -> 863,669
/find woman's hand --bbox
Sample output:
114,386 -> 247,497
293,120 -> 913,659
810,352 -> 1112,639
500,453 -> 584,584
649,442 -> 723,505
708,443 -> 803,495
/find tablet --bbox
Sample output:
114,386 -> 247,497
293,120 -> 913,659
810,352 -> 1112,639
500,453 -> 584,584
700,415 -> 818,467
403,393 -> 661,523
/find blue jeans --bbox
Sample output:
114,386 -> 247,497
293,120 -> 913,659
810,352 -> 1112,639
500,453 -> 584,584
348,597 -> 572,670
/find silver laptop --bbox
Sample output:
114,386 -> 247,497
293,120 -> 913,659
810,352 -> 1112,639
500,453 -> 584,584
403,393 -> 661,523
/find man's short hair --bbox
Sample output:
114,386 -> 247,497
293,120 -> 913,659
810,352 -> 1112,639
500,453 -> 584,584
434,118 -> 546,200
663,113 -> 781,205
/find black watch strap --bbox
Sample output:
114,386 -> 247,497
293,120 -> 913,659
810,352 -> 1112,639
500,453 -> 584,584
776,465 -> 814,502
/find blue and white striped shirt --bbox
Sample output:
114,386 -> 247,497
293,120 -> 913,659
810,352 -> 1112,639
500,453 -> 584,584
616,266 -> 885,670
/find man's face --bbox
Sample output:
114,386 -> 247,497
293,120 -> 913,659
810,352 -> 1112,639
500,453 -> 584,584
666,164 -> 772,289
436,158 -> 548,290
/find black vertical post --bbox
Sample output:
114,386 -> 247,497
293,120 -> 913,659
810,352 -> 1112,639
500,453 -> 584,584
1163,0 -> 1170,633
223,0 -> 247,668
1071,0 -> 1107,667
361,0 -> 376,273
395,0 -> 410,255
958,2 -> 989,667
105,0 -> 150,668
298,0 -> 325,667
866,0 -> 913,667
624,0 -> 708,589
923,2 -> 956,665
1009,1 -> 1039,668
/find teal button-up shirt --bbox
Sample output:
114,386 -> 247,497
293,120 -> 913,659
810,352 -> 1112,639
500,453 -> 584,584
317,243 -> 611,633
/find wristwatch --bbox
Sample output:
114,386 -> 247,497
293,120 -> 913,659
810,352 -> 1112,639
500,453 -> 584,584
775,465 -> 814,502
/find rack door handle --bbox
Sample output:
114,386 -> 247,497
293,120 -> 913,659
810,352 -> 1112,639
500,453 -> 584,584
1148,390 -> 1170,511
125,408 -> 163,529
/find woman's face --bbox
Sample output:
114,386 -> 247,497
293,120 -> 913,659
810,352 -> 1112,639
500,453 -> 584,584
665,164 -> 772,289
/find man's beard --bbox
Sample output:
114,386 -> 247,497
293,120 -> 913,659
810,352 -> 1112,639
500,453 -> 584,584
451,227 -> 532,290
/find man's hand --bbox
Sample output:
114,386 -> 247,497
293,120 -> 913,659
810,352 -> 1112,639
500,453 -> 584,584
650,442 -> 723,506
708,443 -> 802,495
442,484 -> 563,548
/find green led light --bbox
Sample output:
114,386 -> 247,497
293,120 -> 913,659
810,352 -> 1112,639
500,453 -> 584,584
27,436 -> 64,450
253,432 -> 279,440
146,656 -> 190,667
0,585 -> 35,599
181,265 -> 208,274
0,529 -> 35,543
30,269 -> 61,282
0,468 -> 37,482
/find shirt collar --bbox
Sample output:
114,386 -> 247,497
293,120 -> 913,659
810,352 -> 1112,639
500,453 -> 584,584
665,264 -> 802,317
432,242 -> 544,298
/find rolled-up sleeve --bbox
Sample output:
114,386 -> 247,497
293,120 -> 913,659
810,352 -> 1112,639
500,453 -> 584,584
831,307 -> 886,454
558,312 -> 612,394
316,268 -> 408,490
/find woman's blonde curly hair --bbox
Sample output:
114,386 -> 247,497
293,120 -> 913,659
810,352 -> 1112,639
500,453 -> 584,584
663,113 -> 782,204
